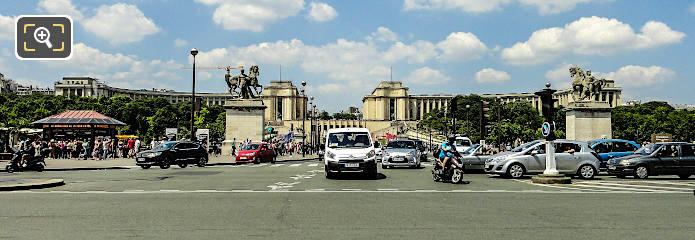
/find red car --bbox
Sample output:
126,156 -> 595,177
235,143 -> 276,164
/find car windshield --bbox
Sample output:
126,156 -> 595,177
511,140 -> 543,152
455,139 -> 471,146
386,141 -> 416,149
327,132 -> 371,148
634,144 -> 659,155
242,144 -> 261,150
463,144 -> 480,154
153,142 -> 177,151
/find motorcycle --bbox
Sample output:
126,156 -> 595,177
432,152 -> 465,184
5,148 -> 46,173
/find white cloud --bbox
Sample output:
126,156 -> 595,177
82,3 -> 160,45
403,0 -> 606,14
196,0 -> 305,32
690,3 -> 695,13
404,67 -> 451,85
0,13 -> 14,41
436,32 -> 488,62
367,26 -> 398,42
307,2 -> 338,22
42,43 -> 182,89
382,41 -> 437,64
544,63 -> 574,89
501,16 -> 685,65
598,65 -> 675,88
403,0 -> 510,13
37,0 -> 84,20
174,38 -> 188,47
475,68 -> 510,83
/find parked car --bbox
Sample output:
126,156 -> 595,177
381,140 -> 420,169
413,140 -> 428,161
588,139 -> 640,169
458,144 -> 494,170
607,142 -> 695,179
485,140 -> 600,179
454,136 -> 473,153
236,142 -> 276,164
136,141 -> 208,169
324,128 -> 378,179
374,141 -> 383,161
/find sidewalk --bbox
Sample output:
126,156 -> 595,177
1,154 -> 319,171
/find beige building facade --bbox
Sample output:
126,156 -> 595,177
362,81 -> 622,121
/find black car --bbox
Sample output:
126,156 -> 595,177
413,140 -> 428,161
136,141 -> 208,169
607,142 -> 695,179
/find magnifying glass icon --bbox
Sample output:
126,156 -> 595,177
33,27 -> 53,49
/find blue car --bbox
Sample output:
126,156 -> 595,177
588,139 -> 641,169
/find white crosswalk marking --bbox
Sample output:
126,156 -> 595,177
308,163 -> 318,167
522,179 -> 694,193
289,163 -> 301,167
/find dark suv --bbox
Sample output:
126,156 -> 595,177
136,141 -> 208,169
607,142 -> 695,179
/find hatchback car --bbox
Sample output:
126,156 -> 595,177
381,140 -> 420,169
588,139 -> 640,169
607,142 -> 695,179
485,140 -> 600,179
136,141 -> 208,169
458,144 -> 494,170
236,142 -> 276,164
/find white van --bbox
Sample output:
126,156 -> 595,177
455,136 -> 473,153
324,128 -> 378,179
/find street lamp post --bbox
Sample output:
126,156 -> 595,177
465,104 -> 470,137
309,96 -> 314,153
190,48 -> 198,141
301,81 -> 306,157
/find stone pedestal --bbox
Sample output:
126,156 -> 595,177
531,174 -> 572,184
565,102 -> 612,141
221,100 -> 267,156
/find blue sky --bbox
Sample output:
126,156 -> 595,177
1,0 -> 694,112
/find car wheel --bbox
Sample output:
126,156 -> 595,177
140,165 -> 151,169
36,164 -> 44,172
577,165 -> 596,179
506,163 -> 525,179
160,158 -> 171,169
633,165 -> 649,179
178,163 -> 188,168
325,166 -> 335,179
616,174 -> 625,179
6,165 -> 13,173
271,156 -> 276,164
451,168 -> 463,184
253,157 -> 260,164
678,174 -> 690,179
196,157 -> 207,167
417,163 -> 421,168
432,171 -> 441,182
366,167 -> 377,179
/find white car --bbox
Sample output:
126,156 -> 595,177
324,128 -> 378,179
455,136 -> 473,153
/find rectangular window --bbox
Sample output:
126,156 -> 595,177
681,145 -> 695,157
276,98 -> 283,120
389,99 -> 396,120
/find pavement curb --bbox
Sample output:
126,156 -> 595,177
0,178 -> 65,191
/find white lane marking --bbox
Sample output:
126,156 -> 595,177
307,189 -> 325,191
563,184 -> 666,192
250,163 -> 268,168
267,182 -> 300,191
415,189 -> 438,192
159,190 -> 180,192
654,181 -> 695,187
124,190 -> 145,192
341,189 -> 362,191
578,181 -> 693,192
290,174 -> 315,180
377,189 -> 399,191
6,190 -> 689,194
289,163 -> 302,167
308,163 -> 319,167
270,164 -> 284,168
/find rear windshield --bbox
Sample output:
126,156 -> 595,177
242,144 -> 261,150
386,141 -> 416,149
455,139 -> 471,147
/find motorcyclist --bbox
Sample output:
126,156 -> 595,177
437,135 -> 459,173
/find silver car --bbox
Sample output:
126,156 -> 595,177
485,140 -> 600,179
381,140 -> 420,169
459,144 -> 494,170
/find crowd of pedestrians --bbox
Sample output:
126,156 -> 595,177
7,136 -> 148,160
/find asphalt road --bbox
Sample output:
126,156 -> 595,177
2,157 -> 694,239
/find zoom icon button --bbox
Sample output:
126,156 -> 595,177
15,15 -> 73,60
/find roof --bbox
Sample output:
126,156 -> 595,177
32,110 -> 126,126
326,127 -> 370,134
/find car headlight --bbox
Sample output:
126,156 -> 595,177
327,151 -> 336,160
366,150 -> 375,159
619,160 -> 631,166
146,152 -> 162,158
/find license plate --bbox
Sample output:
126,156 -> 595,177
345,163 -> 359,168
137,158 -> 145,162
608,166 -> 616,170
394,157 -> 405,162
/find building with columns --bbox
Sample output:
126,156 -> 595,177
362,80 -> 622,121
